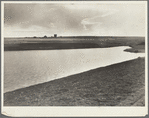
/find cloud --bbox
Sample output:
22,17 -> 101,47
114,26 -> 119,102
81,9 -> 118,30
4,4 -> 35,26
4,3 -> 146,37
4,4 -> 117,30
101,9 -> 118,17
4,4 -> 91,36
81,17 -> 102,30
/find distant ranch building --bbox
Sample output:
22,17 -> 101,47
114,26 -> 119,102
54,34 -> 57,38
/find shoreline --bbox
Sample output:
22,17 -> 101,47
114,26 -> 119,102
4,57 -> 145,106
124,45 -> 145,53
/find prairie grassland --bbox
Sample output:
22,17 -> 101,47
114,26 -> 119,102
4,36 -> 145,51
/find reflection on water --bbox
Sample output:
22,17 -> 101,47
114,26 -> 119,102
4,46 -> 145,93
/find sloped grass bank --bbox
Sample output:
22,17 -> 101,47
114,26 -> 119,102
4,57 -> 145,106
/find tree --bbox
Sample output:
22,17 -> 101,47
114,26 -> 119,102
44,35 -> 47,38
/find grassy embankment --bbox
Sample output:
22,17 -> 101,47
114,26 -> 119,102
4,36 -> 145,106
4,57 -> 145,106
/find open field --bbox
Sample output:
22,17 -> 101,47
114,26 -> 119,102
4,57 -> 145,106
4,36 -> 145,52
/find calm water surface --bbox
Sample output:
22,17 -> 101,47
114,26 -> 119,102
4,46 -> 145,93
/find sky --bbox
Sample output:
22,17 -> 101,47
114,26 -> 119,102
4,2 -> 146,37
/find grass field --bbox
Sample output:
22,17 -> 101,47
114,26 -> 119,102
4,36 -> 145,52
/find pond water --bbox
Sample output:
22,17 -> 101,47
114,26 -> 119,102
4,46 -> 145,93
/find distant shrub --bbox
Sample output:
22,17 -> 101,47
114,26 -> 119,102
44,35 -> 47,38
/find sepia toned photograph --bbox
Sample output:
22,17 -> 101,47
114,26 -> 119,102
1,1 -> 148,117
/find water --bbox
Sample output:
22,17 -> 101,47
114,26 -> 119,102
4,46 -> 145,93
